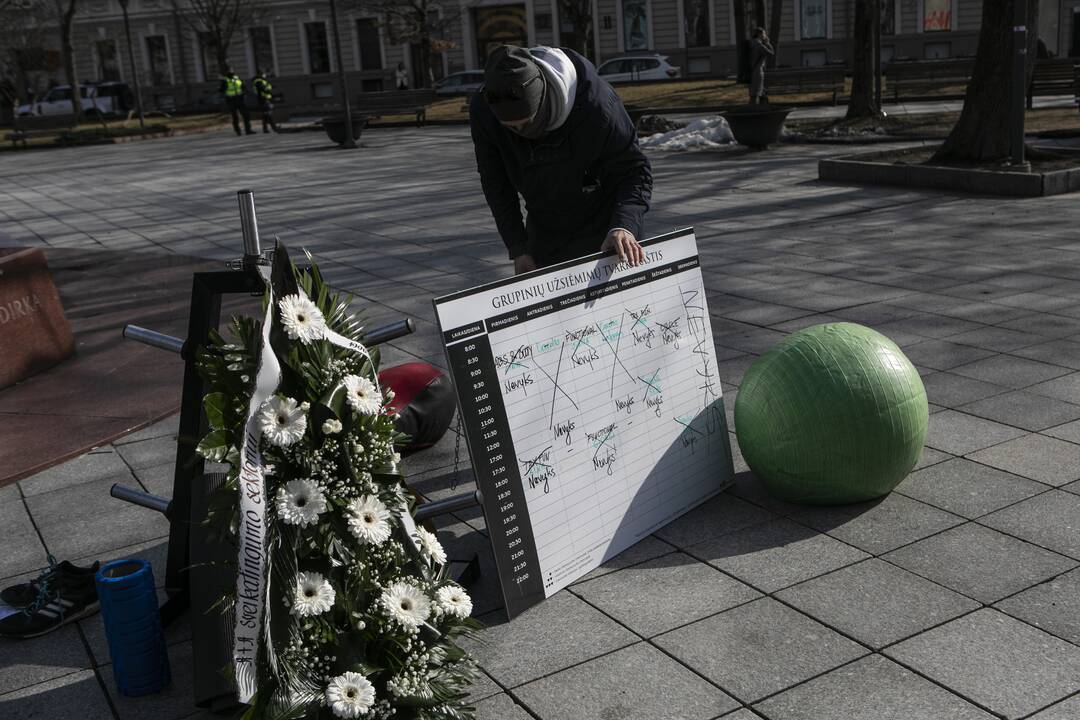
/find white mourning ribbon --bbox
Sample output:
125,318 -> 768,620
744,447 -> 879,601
234,285 -> 281,705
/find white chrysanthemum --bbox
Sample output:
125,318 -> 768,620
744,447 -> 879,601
275,479 -> 326,527
259,396 -> 308,447
343,375 -> 381,415
322,418 -> 343,434
346,496 -> 392,545
278,293 -> 327,343
291,571 -> 335,617
381,581 -> 431,628
436,585 -> 473,619
416,527 -> 447,565
325,671 -> 375,718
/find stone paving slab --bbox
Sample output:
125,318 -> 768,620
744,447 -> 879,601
754,654 -> 995,720
980,490 -> 1080,560
784,494 -> 963,556
883,522 -> 1078,604
958,390 -> 1080,432
994,567 -> 1080,646
894,457 -> 1048,518
685,517 -> 870,593
655,597 -> 867,704
474,693 -> 533,719
463,592 -> 638,689
924,410 -> 1026,456
966,434 -> 1080,486
572,553 -> 761,638
1027,695 -> 1080,719
514,642 -> 739,720
774,559 -> 980,649
0,670 -> 115,720
886,609 -> 1080,719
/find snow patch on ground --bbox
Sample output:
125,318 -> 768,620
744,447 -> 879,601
639,116 -> 735,151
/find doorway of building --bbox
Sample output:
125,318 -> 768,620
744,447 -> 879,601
1072,9 -> 1080,57
474,4 -> 527,67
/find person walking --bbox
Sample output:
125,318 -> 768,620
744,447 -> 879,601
470,45 -> 652,272
251,68 -> 279,133
395,62 -> 409,90
220,66 -> 254,136
749,28 -> 774,104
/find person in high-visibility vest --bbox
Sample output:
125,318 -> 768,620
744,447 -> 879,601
251,68 -> 279,133
219,65 -> 253,136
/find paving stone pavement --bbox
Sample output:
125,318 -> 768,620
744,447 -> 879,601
3,127 -> 1080,718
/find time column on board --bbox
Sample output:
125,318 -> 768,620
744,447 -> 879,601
443,325 -> 545,616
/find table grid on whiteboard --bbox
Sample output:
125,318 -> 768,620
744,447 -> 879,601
434,229 -> 734,616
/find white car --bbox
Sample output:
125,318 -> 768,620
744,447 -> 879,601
597,54 -> 681,83
17,82 -> 130,117
435,70 -> 485,95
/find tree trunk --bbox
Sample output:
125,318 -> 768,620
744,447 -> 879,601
216,42 -> 230,75
846,0 -> 879,119
768,0 -> 783,69
733,0 -> 748,82
754,0 -> 766,29
57,0 -> 81,118
933,0 -> 1038,162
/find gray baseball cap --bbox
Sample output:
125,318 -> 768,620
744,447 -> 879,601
483,46 -> 546,123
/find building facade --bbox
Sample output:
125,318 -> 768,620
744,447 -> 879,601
46,0 -> 1080,111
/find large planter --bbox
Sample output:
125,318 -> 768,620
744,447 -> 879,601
321,115 -> 366,145
720,105 -> 792,150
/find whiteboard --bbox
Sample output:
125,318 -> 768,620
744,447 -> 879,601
434,229 -> 734,618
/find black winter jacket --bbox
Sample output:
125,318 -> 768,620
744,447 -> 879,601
469,49 -> 652,263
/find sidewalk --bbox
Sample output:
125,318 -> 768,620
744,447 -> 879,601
1,127 -> 1080,719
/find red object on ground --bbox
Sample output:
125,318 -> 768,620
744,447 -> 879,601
0,248 -> 76,389
378,362 -> 456,451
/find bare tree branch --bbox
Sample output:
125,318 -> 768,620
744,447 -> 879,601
177,0 -> 265,75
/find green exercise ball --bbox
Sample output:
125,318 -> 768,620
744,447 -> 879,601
734,323 -> 928,505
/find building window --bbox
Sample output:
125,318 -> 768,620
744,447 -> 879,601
622,0 -> 649,51
535,13 -> 551,31
145,35 -> 169,85
685,0 -> 711,48
923,0 -> 951,32
96,40 -> 120,81
356,18 -> 382,70
249,27 -> 274,74
305,21 -> 331,74
199,32 -> 217,80
800,0 -> 827,40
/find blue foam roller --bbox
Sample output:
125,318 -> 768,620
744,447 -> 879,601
95,559 -> 171,696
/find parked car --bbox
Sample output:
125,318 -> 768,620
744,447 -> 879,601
435,70 -> 485,95
16,82 -> 131,117
596,54 -> 681,83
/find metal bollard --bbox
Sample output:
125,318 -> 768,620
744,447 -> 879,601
237,190 -> 261,265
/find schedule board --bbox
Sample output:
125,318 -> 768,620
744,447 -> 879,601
434,229 -> 734,618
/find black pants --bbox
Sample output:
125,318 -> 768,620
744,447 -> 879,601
257,100 -> 278,133
226,97 -> 252,135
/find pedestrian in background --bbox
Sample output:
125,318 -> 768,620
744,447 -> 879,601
252,68 -> 279,133
749,27 -> 774,104
395,62 -> 409,90
221,66 -> 254,136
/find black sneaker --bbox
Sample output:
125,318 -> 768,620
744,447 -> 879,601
0,572 -> 100,639
0,558 -> 100,607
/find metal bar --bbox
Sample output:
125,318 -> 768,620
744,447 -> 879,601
365,318 -> 415,346
123,324 -> 185,355
111,483 -> 172,517
237,190 -> 261,262
415,490 -> 482,521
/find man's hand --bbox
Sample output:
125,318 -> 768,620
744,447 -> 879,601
601,229 -> 645,266
514,254 -> 538,275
